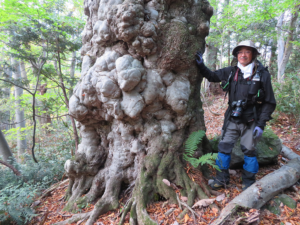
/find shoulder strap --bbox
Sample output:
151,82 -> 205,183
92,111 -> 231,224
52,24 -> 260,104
224,68 -> 238,102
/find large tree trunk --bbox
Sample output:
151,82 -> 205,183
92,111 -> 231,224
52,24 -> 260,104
12,58 -> 27,158
62,0 -> 213,224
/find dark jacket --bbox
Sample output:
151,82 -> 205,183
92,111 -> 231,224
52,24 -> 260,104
198,60 -> 276,129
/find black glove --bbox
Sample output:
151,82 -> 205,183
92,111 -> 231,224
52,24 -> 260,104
195,51 -> 203,66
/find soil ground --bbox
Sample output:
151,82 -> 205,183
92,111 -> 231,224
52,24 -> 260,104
30,94 -> 300,225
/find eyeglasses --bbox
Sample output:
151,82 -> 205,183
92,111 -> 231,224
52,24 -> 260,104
237,51 -> 252,55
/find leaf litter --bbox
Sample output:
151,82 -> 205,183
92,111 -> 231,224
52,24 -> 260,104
29,94 -> 300,225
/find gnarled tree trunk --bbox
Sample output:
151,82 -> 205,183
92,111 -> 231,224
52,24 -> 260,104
63,0 -> 213,224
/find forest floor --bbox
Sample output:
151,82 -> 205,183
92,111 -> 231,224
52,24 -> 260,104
30,94 -> 300,225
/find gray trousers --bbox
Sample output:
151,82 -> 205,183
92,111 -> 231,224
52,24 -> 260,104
218,121 -> 257,157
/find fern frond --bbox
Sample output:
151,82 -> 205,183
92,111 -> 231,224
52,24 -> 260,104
184,130 -> 205,157
183,130 -> 220,171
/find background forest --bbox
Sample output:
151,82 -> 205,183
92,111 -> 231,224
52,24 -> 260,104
0,0 -> 299,224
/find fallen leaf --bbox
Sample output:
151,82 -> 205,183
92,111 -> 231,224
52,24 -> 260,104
192,198 -> 215,208
249,208 -> 257,213
184,214 -> 189,223
162,179 -> 170,186
212,207 -> 218,216
246,210 -> 260,223
216,193 -> 225,202
180,196 -> 188,202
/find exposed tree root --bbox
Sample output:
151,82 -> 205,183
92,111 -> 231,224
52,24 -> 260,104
211,158 -> 300,225
59,151 -> 213,225
86,190 -> 120,225
60,131 -> 214,225
53,212 -> 91,225
118,199 -> 133,225
63,176 -> 93,212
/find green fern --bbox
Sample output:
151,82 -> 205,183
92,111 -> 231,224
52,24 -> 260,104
183,130 -> 220,170
184,130 -> 205,158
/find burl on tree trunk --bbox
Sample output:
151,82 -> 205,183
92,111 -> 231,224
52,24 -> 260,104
59,0 -> 214,224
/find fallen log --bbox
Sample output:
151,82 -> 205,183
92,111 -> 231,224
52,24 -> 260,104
211,158 -> 300,225
281,145 -> 300,161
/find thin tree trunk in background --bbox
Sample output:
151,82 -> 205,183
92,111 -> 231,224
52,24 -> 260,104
56,39 -> 78,154
206,44 -> 221,94
220,43 -> 223,68
277,13 -> 285,74
268,40 -> 276,77
278,7 -> 299,81
277,13 -> 285,81
0,129 -> 13,163
20,61 -> 27,80
12,58 -> 27,159
0,57 -> 11,130
228,32 -> 231,66
227,44 -> 230,66
69,51 -> 76,99
262,45 -> 267,65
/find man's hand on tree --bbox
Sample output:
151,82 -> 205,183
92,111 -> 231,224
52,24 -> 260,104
253,126 -> 263,139
195,51 -> 204,66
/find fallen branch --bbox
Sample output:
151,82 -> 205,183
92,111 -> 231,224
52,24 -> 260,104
0,159 -> 21,176
200,91 -> 221,116
176,193 -> 199,221
281,145 -> 300,161
38,179 -> 69,200
39,211 -> 50,225
211,158 -> 300,225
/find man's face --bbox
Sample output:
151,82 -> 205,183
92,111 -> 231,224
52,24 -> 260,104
237,47 -> 253,66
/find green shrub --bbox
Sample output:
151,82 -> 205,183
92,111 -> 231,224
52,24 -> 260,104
0,121 -> 73,224
272,74 -> 300,125
0,184 -> 38,225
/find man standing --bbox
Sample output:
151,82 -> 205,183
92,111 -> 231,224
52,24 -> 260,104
196,40 -> 276,190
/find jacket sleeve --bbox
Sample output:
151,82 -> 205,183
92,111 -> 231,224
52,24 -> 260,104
198,63 -> 232,82
257,69 -> 276,129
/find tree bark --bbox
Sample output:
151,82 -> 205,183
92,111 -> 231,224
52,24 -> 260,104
60,0 -> 214,224
277,13 -> 285,81
69,51 -> 76,99
268,40 -> 276,77
0,159 -> 21,176
0,60 -> 12,131
11,58 -> 27,158
277,7 -> 299,81
206,44 -> 222,95
0,129 -> 13,163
